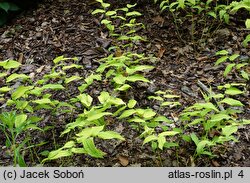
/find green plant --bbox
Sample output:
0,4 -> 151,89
42,91 -> 126,161
96,52 -> 154,91
0,111 -> 42,166
215,50 -> 249,80
180,83 -> 249,157
92,0 -> 145,47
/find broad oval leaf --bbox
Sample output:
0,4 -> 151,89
12,86 -> 33,100
127,99 -> 137,108
64,76 -> 82,84
159,131 -> 180,137
210,113 -> 231,122
119,109 -> 136,119
87,112 -> 112,121
76,126 -> 104,140
143,135 -> 158,145
42,84 -> 64,90
6,73 -> 29,83
98,131 -> 125,140
0,60 -> 21,69
77,93 -> 93,108
33,98 -> 52,105
82,137 -> 106,158
158,135 -> 166,150
15,114 -> 27,129
219,98 -> 244,106
222,125 -> 238,137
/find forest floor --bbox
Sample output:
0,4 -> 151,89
0,0 -> 249,167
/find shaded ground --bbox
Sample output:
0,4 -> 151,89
0,0 -> 249,166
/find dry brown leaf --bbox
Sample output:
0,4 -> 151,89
118,155 -> 129,167
18,53 -> 24,64
152,15 -> 164,27
212,160 -> 220,167
158,47 -> 166,58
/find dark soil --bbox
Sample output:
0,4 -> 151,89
0,0 -> 249,167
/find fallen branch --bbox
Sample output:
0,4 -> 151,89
197,80 -> 225,111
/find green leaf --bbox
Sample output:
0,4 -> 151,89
148,96 -> 164,101
143,109 -> 156,119
43,149 -> 72,162
163,94 -> 180,98
243,34 -> 250,47
101,19 -> 112,25
126,65 -> 154,75
245,19 -> 250,28
77,94 -> 93,108
62,64 -> 83,70
33,98 -> 52,105
126,74 -> 149,82
208,11 -> 217,18
178,0 -> 185,9
92,9 -> 105,15
42,84 -> 64,90
15,114 -> 27,129
6,73 -> 29,83
64,76 -> 82,84
224,63 -> 236,77
222,125 -> 238,137
157,136 -> 166,150
128,117 -> 145,123
12,86 -> 33,100
225,87 -> 243,95
153,116 -> 171,123
188,118 -> 204,126
219,98 -> 244,106
196,140 -> 213,155
126,11 -> 142,17
62,141 -> 75,149
82,138 -> 106,158
0,86 -> 12,93
119,109 -> 136,119
101,2 -> 110,9
87,112 -> 112,121
115,84 -> 131,91
236,63 -> 248,70
127,3 -> 137,8
127,99 -> 137,108
143,135 -> 158,145
71,148 -> 87,154
240,70 -> 249,80
76,126 -> 104,140
53,56 -> 78,64
109,98 -> 125,106
190,133 -> 199,146
193,102 -> 219,112
210,113 -> 231,122
242,119 -> 250,125
216,50 -> 229,56
105,11 -> 116,16
98,131 -> 125,140
0,60 -> 21,69
215,56 -> 228,65
0,2 -> 10,12
98,91 -> 110,104
159,131 -> 179,137
161,101 -> 181,107
113,74 -> 126,84
0,72 -> 7,78
229,54 -> 240,61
